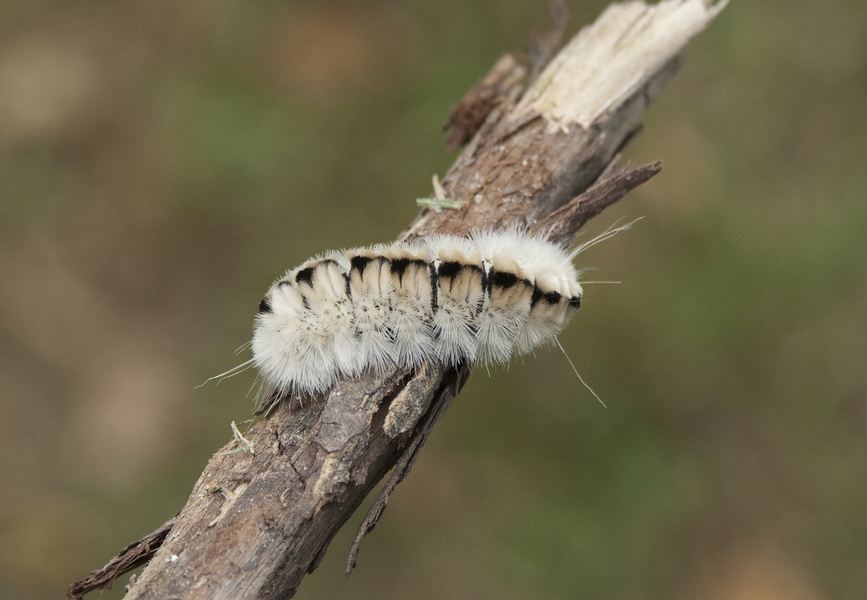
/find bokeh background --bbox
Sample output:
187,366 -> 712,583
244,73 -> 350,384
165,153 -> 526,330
1,0 -> 865,598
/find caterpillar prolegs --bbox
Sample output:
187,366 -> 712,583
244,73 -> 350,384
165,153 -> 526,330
251,228 -> 585,402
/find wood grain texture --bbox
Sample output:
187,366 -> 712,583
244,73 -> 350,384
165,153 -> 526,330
68,1 -> 725,598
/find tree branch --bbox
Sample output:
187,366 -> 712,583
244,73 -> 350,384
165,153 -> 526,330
67,1 -> 726,598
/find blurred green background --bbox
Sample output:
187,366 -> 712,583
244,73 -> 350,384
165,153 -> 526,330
1,0 -> 865,598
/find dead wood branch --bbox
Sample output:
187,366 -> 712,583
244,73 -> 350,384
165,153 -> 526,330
68,1 -> 726,598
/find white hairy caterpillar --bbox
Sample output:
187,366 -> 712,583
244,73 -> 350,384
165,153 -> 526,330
250,228 -> 586,401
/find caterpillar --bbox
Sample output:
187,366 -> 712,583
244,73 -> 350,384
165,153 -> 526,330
251,228 -> 585,401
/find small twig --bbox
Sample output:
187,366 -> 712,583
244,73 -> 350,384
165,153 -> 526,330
442,53 -> 526,152
65,518 -> 176,599
345,364 -> 467,575
526,0 -> 570,87
533,161 -> 663,241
